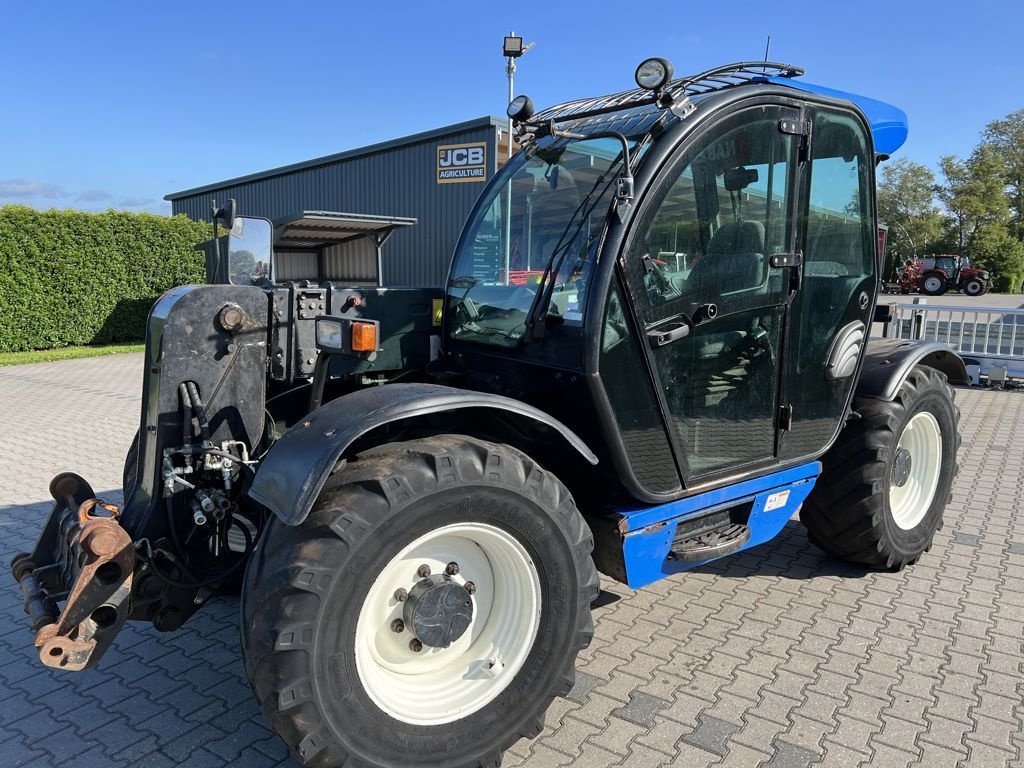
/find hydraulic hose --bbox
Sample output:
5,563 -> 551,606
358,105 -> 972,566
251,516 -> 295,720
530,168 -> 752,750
144,513 -> 257,590
185,381 -> 211,441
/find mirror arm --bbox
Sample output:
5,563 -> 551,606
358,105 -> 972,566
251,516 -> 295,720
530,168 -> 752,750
210,198 -> 225,284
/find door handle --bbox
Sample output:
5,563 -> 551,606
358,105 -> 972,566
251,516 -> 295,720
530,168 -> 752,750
647,320 -> 690,348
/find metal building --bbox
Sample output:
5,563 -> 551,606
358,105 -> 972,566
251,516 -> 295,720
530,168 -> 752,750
166,116 -> 510,285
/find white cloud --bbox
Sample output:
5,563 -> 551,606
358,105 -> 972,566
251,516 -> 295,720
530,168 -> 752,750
117,196 -> 156,208
77,189 -> 114,203
0,178 -> 69,199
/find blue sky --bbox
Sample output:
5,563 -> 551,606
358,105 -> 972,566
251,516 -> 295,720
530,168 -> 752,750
1,1 -> 1022,215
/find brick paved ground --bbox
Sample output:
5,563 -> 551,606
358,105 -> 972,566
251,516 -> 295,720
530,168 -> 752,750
0,354 -> 1022,768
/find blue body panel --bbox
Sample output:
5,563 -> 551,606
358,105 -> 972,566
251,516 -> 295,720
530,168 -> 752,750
617,462 -> 821,589
759,76 -> 909,157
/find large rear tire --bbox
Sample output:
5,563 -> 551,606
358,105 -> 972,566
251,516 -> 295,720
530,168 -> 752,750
801,365 -> 960,569
241,435 -> 598,768
921,273 -> 948,296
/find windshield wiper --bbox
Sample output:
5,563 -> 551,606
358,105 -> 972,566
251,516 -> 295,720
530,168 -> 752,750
522,132 -> 639,342
523,170 -> 619,341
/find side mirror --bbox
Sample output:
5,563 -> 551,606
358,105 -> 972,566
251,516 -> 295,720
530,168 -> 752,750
213,199 -> 237,231
228,217 -> 273,285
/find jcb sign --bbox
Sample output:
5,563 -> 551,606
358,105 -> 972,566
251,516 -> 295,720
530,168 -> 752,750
437,142 -> 487,184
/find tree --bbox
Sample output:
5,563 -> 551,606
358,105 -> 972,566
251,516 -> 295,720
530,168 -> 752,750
980,108 -> 1024,238
877,158 -> 943,261
970,222 -> 1024,292
935,146 -> 1009,254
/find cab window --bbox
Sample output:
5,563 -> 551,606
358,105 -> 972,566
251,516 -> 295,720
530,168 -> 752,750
628,108 -> 792,325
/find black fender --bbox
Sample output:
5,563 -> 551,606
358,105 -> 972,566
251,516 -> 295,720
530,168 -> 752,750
856,338 -> 969,401
247,383 -> 599,525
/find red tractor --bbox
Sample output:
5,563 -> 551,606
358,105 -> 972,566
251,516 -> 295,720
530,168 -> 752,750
918,254 -> 990,296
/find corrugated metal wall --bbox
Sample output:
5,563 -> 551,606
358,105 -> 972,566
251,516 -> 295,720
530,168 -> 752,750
322,240 -> 377,283
170,120 -> 499,286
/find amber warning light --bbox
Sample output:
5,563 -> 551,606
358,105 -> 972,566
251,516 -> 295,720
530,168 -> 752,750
351,321 -> 377,353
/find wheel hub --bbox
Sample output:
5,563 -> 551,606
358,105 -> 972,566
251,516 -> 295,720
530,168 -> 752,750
403,574 -> 474,648
892,447 -> 913,487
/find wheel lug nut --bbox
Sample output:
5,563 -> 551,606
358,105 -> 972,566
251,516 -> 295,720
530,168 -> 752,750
394,588 -> 408,602
409,638 -> 423,652
390,619 -> 405,633
417,564 -> 431,578
445,561 -> 460,576
465,581 -> 476,595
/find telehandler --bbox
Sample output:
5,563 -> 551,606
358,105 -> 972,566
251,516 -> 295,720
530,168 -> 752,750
13,58 -> 966,768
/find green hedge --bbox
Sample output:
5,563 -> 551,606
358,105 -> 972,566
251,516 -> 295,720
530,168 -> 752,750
0,206 -> 209,352
994,272 -> 1024,293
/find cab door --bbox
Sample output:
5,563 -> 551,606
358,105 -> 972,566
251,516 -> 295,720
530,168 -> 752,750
621,104 -> 800,482
779,106 -> 877,461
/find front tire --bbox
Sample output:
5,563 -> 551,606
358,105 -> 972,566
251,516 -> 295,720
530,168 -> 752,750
801,365 -> 960,569
963,278 -> 985,296
242,435 -> 598,768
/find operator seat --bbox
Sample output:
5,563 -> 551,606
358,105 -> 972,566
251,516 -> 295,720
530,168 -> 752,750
693,220 -> 766,293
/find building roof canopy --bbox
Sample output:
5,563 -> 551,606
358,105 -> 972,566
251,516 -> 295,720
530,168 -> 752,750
272,211 -> 417,250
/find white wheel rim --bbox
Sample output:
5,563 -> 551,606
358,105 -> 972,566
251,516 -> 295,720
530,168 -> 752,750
354,522 -> 541,726
966,282 -> 980,295
925,277 -> 942,292
889,411 -> 942,530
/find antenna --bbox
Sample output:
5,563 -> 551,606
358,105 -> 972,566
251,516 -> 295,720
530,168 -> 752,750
763,35 -> 771,68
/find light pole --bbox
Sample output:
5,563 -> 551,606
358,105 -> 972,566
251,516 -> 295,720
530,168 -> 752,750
502,32 -> 532,282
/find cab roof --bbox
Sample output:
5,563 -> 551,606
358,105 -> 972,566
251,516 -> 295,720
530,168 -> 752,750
760,76 -> 908,156
531,61 -> 908,158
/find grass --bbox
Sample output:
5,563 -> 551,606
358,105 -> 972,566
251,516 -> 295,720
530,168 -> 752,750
0,343 -> 145,367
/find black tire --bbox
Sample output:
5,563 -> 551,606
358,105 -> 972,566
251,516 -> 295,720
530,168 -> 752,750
123,430 -> 140,501
801,365 -> 960,569
962,278 -> 984,296
920,273 -> 948,296
241,435 -> 598,768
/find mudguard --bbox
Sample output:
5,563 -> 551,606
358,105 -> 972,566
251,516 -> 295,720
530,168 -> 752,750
856,338 -> 969,401
248,383 -> 598,525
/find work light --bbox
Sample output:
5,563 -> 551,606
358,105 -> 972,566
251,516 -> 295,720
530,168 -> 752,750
503,35 -> 524,57
507,95 -> 535,122
635,58 -> 674,91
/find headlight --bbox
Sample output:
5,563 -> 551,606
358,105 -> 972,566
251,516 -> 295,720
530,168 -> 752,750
316,318 -> 344,351
635,57 -> 674,91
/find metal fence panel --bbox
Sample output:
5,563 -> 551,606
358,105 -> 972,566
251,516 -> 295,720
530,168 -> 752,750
886,302 -> 1024,378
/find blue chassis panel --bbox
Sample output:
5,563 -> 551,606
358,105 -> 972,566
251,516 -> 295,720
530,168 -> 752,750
617,462 -> 820,589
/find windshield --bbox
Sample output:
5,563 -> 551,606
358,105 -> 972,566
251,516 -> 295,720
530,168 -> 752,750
446,136 -> 629,348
